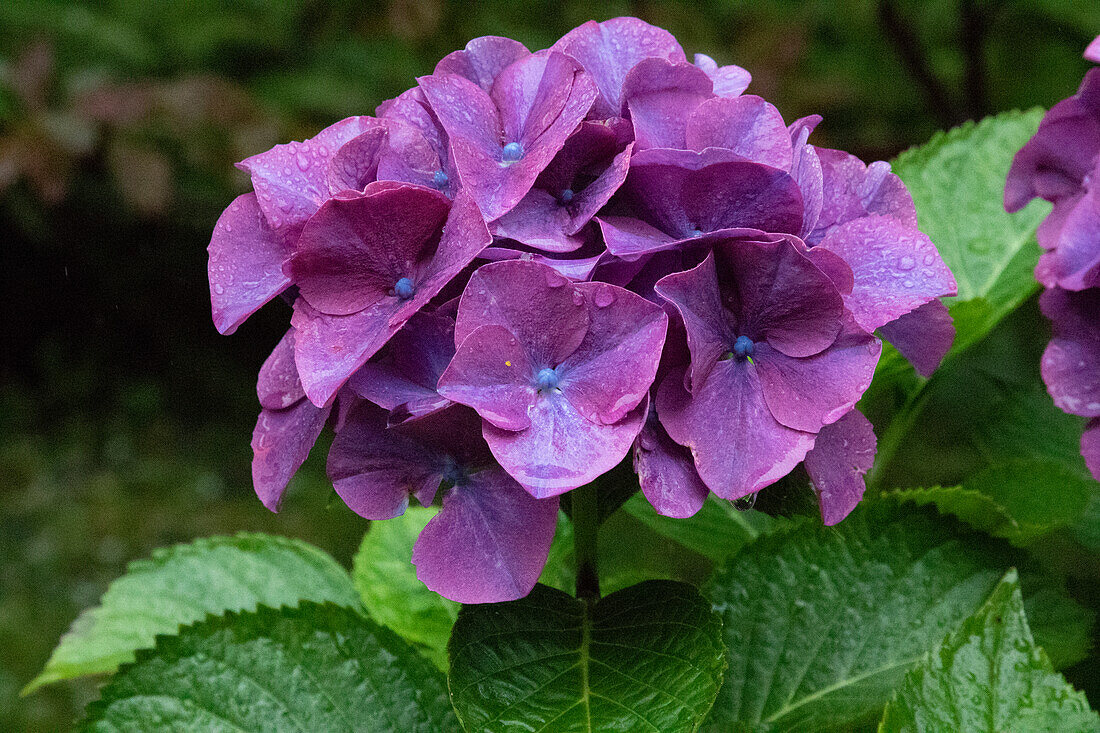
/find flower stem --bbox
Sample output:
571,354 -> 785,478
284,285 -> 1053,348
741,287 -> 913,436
572,482 -> 600,600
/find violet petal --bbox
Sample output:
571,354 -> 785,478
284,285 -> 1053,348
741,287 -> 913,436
803,409 -> 877,525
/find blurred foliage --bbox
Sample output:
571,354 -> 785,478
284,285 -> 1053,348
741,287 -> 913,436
3,0 -> 1099,730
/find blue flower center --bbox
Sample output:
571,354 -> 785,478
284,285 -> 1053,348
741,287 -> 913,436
536,367 -> 560,392
501,142 -> 524,164
432,170 -> 449,188
733,335 -> 755,360
559,188 -> 575,204
394,277 -> 415,300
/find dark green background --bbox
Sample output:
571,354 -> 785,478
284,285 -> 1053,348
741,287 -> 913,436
2,1 -> 1097,729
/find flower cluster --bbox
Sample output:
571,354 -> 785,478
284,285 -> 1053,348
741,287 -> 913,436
1006,37 -> 1100,482
209,18 -> 956,603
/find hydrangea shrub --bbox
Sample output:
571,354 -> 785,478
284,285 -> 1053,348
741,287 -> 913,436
33,18 -> 1100,733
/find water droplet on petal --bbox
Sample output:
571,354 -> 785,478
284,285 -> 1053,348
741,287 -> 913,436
593,285 -> 614,308
295,151 -> 310,171
922,253 -> 935,266
545,270 -> 567,288
571,290 -> 585,306
898,256 -> 915,271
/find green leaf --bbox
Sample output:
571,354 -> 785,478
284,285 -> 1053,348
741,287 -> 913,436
620,493 -> 778,564
880,571 -> 1100,732
891,108 -> 1050,358
80,602 -> 458,732
26,533 -> 360,694
351,508 -> 459,671
703,502 -> 1093,731
449,580 -> 726,733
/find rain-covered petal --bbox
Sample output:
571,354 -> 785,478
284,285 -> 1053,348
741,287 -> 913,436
1035,179 -> 1100,290
258,328 -> 306,410
878,299 -> 955,377
237,115 -> 375,230
808,148 -> 918,244
657,365 -> 815,499
1040,287 -> 1100,418
454,259 -> 590,368
621,58 -> 713,150
476,245 -> 606,282
289,182 -> 451,316
553,17 -> 686,117
692,53 -> 751,98
484,394 -> 647,498
252,398 -> 331,512
803,409 -> 876,526
327,401 -> 443,520
634,411 -> 710,518
754,316 -> 881,433
435,36 -> 531,91
326,124 -> 388,194
686,95 -> 792,169
437,324 -> 536,431
413,467 -> 559,603
207,193 -> 294,335
558,282 -> 667,424
817,214 -> 956,332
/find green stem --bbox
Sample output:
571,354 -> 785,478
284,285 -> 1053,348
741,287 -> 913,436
572,482 -> 600,600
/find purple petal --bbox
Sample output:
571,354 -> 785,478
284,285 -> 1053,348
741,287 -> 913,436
413,468 -> 558,603
258,328 -> 306,410
598,215 -> 679,258
477,245 -> 606,282
558,282 -> 668,424
686,95 -> 793,169
790,129 -> 823,238
809,148 -> 918,244
437,324 -> 536,431
553,17 -> 686,117
803,409 -> 876,525
289,182 -> 452,316
207,193 -> 294,335
1083,419 -> 1100,481
1087,37 -> 1100,64
237,115 -> 375,230
327,401 -> 442,520
621,58 -> 714,150
491,189 -> 587,252
755,316 -> 881,433
1037,180 -> 1100,290
693,53 -> 751,97
326,124 -> 388,194
251,398 -> 331,512
657,365 -> 815,499
654,252 -> 734,390
485,395 -> 648,498
817,215 -> 956,332
634,412 -> 710,518
348,311 -> 455,412
454,259 -> 590,368
1040,287 -> 1100,418
435,36 -> 531,91
878,299 -> 955,376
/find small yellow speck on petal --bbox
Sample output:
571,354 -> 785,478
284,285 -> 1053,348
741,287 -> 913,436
505,361 -> 512,367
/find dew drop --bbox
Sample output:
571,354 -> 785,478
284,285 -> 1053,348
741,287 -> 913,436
545,270 -> 567,288
214,284 -> 225,295
593,286 -> 614,308
295,151 -> 310,171
902,279 -> 914,288
571,290 -> 585,306
922,253 -> 935,266
898,255 -> 916,271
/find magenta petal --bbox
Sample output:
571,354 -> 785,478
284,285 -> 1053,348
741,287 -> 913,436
437,324 -> 536,431
693,53 -> 751,98
326,124 -> 388,194
491,189 -> 586,252
657,364 -> 814,499
455,260 -> 590,367
878,299 -> 955,377
654,253 -> 733,390
258,328 -> 306,410
598,215 -> 679,258
1041,182 -> 1100,290
755,317 -> 881,433
1083,419 -> 1100,481
207,193 -> 294,335
553,17 -> 686,117
622,58 -> 714,150
558,283 -> 668,424
477,245 -> 605,282
809,148 -> 918,244
251,398 -> 331,512
818,215 -> 957,332
413,468 -> 558,603
435,36 -> 531,91
237,115 -> 374,230
803,409 -> 876,526
1087,37 -> 1100,64
686,95 -> 793,170
634,414 -> 710,519
327,402 -> 441,520
289,183 -> 451,316
348,311 -> 455,411
486,395 -> 647,498
1040,287 -> 1100,418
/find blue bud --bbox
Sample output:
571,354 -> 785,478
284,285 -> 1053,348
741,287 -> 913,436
733,335 -> 755,359
536,367 -> 560,392
432,170 -> 449,188
559,188 -> 575,204
394,277 -> 415,300
501,142 -> 524,163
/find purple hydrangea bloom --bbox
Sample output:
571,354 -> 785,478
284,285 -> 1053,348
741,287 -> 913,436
329,401 -> 558,603
438,260 -> 667,496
